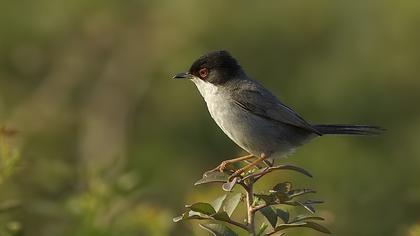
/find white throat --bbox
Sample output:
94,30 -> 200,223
191,78 -> 220,102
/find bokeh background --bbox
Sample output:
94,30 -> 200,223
0,1 -> 419,236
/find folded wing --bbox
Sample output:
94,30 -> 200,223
231,80 -> 321,135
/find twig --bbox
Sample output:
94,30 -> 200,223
224,219 -> 249,232
251,203 -> 267,213
241,167 -> 270,182
244,178 -> 256,235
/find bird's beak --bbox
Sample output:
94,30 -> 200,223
172,72 -> 193,80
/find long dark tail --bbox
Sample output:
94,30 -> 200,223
313,124 -> 384,135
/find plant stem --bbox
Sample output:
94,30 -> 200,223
224,219 -> 249,232
245,180 -> 256,235
252,203 -> 267,213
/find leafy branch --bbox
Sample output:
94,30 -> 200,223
174,161 -> 331,236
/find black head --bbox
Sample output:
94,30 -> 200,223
173,50 -> 243,84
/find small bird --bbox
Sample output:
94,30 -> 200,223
173,50 -> 382,179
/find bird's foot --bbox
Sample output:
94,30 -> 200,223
215,160 -> 230,172
206,154 -> 255,175
227,154 -> 268,181
205,161 -> 229,175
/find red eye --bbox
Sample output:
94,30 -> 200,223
199,68 -> 209,78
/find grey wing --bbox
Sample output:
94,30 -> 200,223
231,81 -> 321,135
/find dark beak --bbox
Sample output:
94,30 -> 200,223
172,72 -> 193,79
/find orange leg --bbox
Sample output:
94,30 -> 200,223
229,154 -> 268,180
210,154 -> 254,172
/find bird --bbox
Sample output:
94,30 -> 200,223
173,50 -> 382,180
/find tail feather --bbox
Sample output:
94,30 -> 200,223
313,124 -> 384,135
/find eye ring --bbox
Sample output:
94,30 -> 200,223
199,68 -> 209,78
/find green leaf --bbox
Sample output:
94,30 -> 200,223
275,208 -> 289,224
290,215 -> 324,223
254,193 -> 278,205
301,203 -> 316,214
273,192 -> 290,202
256,222 -> 268,236
294,201 -> 316,214
222,177 -> 239,192
304,221 -> 331,234
223,193 -> 242,217
270,233 -> 285,236
195,171 -> 229,186
272,182 -> 292,193
275,164 -> 313,177
172,214 -> 185,223
260,206 -> 277,228
276,165 -> 312,177
173,211 -> 208,222
199,223 -> 238,236
273,221 -> 331,234
288,189 -> 316,199
173,210 -> 233,224
270,182 -> 292,202
173,214 -> 184,222
289,200 -> 323,214
253,164 -> 313,178
212,211 -> 231,222
212,195 -> 227,212
188,202 -> 217,215
256,188 -> 316,208
274,222 -> 307,231
304,200 -> 324,205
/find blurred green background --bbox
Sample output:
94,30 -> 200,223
0,0 -> 419,235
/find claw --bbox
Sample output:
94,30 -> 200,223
227,155 -> 268,181
218,161 -> 228,172
207,162 -> 229,174
208,154 -> 254,174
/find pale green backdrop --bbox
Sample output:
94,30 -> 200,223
0,1 -> 419,236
